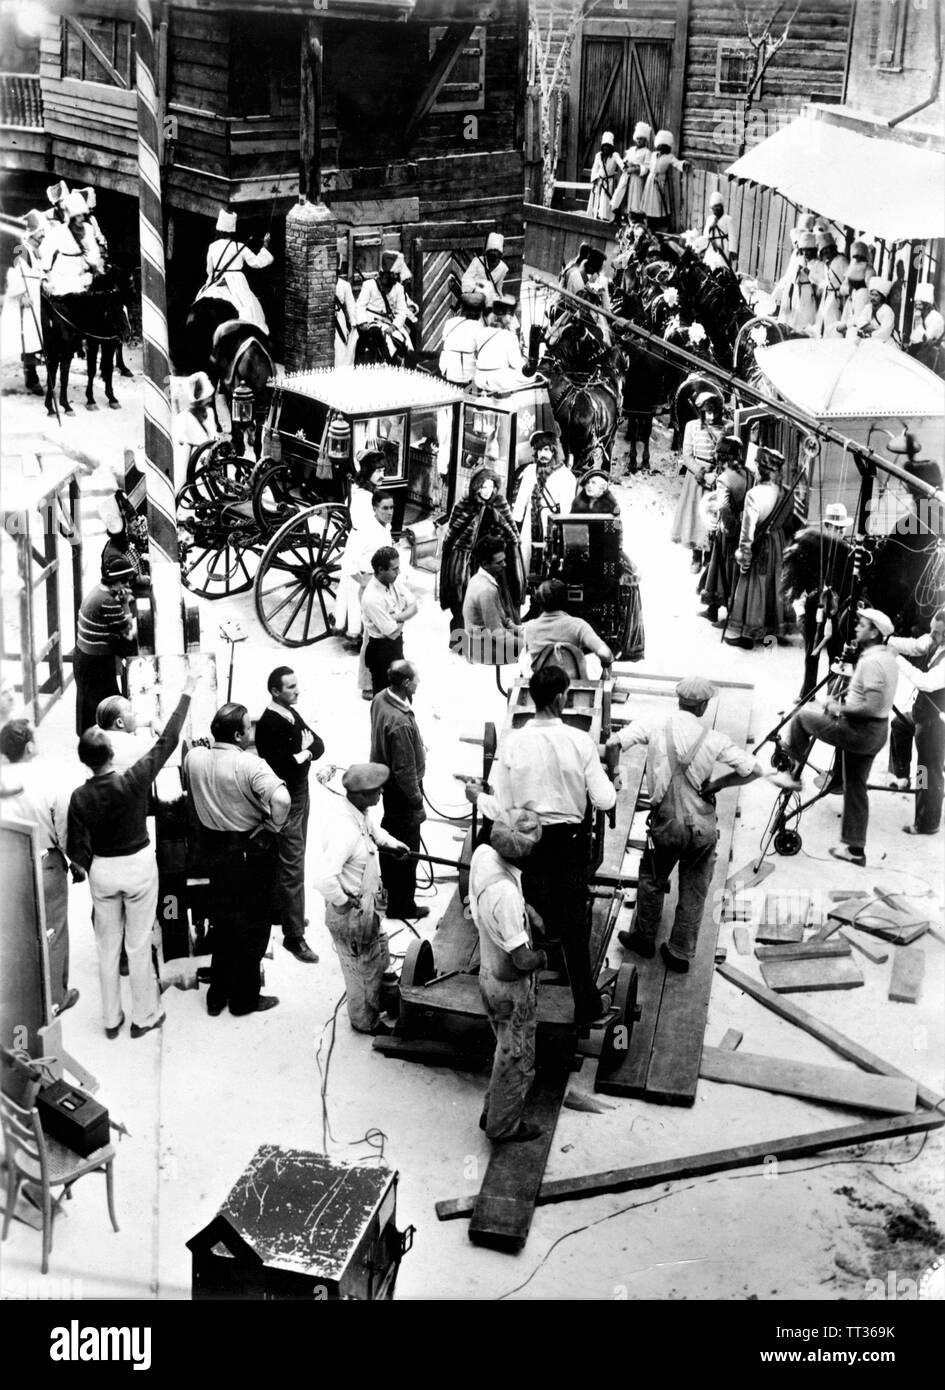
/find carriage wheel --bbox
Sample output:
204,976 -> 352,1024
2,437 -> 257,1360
254,503 -> 349,646
250,457 -> 311,535
597,963 -> 640,1074
176,462 -> 261,600
774,828 -> 802,856
186,436 -> 245,488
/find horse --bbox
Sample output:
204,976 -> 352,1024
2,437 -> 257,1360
733,314 -> 792,384
543,342 -> 629,473
782,519 -> 944,697
40,283 -> 124,417
669,245 -> 754,367
210,318 -> 275,459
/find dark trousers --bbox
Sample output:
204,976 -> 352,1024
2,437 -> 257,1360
787,706 -> 887,848
380,792 -> 421,913
74,649 -> 120,736
635,826 -> 718,960
203,830 -> 277,1015
365,635 -> 404,696
521,820 -> 601,1022
276,782 -> 309,940
890,709 -> 944,833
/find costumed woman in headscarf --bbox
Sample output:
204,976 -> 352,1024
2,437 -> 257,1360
724,447 -> 797,648
698,435 -> 749,624
439,466 -> 524,643
671,387 -> 726,573
572,468 -> 645,660
333,450 -> 390,650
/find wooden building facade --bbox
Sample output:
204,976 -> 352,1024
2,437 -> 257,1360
2,0 -> 528,364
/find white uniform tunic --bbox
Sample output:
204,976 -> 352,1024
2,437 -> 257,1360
356,276 -> 411,352
334,275 -> 357,367
461,254 -> 508,312
473,323 -> 527,393
40,220 -> 103,297
197,237 -> 274,333
814,253 -> 850,337
611,145 -> 650,216
703,212 -> 734,272
844,298 -> 896,344
439,314 -> 479,384
7,239 -> 43,354
587,150 -> 624,221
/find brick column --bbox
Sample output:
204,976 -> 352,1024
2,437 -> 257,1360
284,196 -> 337,371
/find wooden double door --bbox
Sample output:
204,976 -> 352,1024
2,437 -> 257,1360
578,35 -> 672,174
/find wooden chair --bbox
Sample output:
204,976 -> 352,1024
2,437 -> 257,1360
0,1090 -> 119,1275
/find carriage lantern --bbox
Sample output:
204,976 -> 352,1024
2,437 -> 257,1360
322,418 -> 351,481
231,382 -> 255,425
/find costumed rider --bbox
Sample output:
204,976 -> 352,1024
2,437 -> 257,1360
888,606 -> 945,837
610,123 -> 652,222
773,608 -> 900,866
356,250 -> 412,362
473,297 -> 529,394
313,763 -> 410,1036
845,276 -> 897,344
196,208 -> 273,335
587,131 -> 624,222
605,677 -> 762,973
461,231 -> 509,314
468,796 -> 548,1145
334,256 -> 357,367
45,179 -> 69,225
439,302 -> 480,385
40,190 -> 104,298
5,209 -> 45,395
78,188 -> 108,258
512,428 -> 577,581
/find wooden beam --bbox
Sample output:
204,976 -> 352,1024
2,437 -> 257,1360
435,1110 -> 944,1220
403,23 -> 475,152
699,1047 -> 916,1116
716,962 -> 945,1112
889,947 -> 925,1005
64,16 -> 129,90
755,940 -> 851,962
299,18 -> 322,204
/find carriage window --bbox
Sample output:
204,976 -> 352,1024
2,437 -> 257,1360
459,407 -> 511,502
353,416 -> 407,482
276,394 -> 329,450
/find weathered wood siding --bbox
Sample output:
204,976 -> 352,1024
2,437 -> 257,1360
844,0 -> 944,140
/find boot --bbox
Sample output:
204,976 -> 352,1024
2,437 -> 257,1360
23,357 -> 43,396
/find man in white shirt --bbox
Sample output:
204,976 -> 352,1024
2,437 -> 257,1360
360,545 -> 418,698
606,676 -> 760,972
0,720 -> 84,1014
95,695 -> 153,773
313,763 -> 409,1035
480,663 -> 616,1024
473,299 -> 528,394
469,796 -> 548,1143
461,231 -> 508,314
888,606 -> 945,835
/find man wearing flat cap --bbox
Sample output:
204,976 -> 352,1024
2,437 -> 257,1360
469,796 -> 548,1144
461,231 -> 509,314
74,555 -> 138,736
606,677 -> 761,972
313,763 -> 410,1035
774,608 -> 899,865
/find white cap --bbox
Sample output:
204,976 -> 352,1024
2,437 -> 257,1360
858,607 -> 894,639
709,190 -> 724,207
915,282 -> 935,305
869,276 -> 892,297
63,191 -> 89,218
485,231 -> 504,253
633,121 -> 651,140
601,131 -> 615,146
655,129 -> 673,148
216,209 -> 237,234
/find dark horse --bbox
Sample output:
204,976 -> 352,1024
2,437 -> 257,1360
542,341 -> 629,473
783,512 -> 944,697
40,278 -> 125,418
183,297 -> 274,457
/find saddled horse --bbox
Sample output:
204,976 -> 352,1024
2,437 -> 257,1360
40,280 -> 125,417
543,342 -> 629,473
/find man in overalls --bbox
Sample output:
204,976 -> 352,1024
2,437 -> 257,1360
606,676 -> 761,972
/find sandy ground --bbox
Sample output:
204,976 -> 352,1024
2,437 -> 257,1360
1,311 -> 943,1303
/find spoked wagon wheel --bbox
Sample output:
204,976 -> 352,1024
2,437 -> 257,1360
176,461 -> 261,599
186,435 -> 246,487
254,503 -> 349,646
250,456 -> 313,535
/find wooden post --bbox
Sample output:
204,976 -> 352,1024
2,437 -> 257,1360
300,19 -> 323,203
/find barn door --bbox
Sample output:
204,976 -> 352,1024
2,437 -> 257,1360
578,37 -> 672,176
414,243 -> 474,351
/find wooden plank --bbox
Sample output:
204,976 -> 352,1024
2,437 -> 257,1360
715,963 -> 945,1111
642,683 -> 754,1105
759,956 -> 864,994
840,930 -> 888,965
733,926 -> 751,955
719,1028 -> 742,1050
754,920 -> 804,944
468,1067 -> 569,1253
371,1034 -> 490,1070
889,947 -> 925,1005
755,940 -> 851,962
699,1047 -> 916,1115
435,1110 -> 944,1220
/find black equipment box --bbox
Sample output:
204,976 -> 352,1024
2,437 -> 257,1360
187,1146 -> 413,1301
37,1081 -> 110,1156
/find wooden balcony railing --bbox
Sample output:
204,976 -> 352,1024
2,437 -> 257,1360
0,73 -> 43,128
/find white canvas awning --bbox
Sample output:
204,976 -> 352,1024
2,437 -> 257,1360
726,118 -> 945,243
753,339 -> 945,419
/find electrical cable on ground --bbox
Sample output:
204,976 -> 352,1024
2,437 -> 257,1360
497,1134 -> 932,1301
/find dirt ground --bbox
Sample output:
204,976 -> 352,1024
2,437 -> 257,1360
1,317 -> 943,1303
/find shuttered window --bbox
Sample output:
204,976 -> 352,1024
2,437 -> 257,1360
867,0 -> 907,71
716,42 -> 754,97
428,24 -> 485,113
61,16 -> 135,87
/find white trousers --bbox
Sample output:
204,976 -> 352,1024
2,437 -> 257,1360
88,846 -> 161,1030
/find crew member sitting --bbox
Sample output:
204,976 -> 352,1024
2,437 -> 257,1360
462,536 -> 521,665
605,676 -> 761,972
461,232 -> 508,313
469,797 -> 547,1144
473,298 -> 528,394
522,578 -> 613,677
774,608 -> 899,865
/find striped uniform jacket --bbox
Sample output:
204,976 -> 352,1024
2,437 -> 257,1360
76,584 -> 134,657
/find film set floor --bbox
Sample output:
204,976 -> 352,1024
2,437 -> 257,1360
1,351 -> 943,1302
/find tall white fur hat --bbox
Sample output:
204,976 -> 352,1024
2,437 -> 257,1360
216,209 -> 237,234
